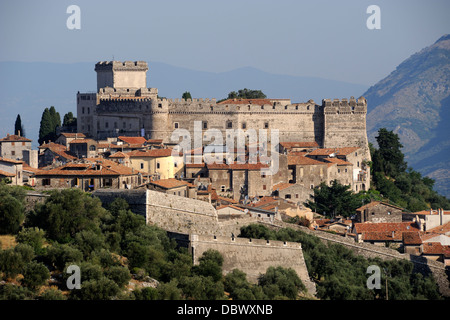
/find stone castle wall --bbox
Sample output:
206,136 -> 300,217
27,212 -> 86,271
189,233 -> 316,295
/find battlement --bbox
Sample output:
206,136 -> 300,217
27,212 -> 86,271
158,98 -> 217,103
322,96 -> 367,114
95,60 -> 149,72
190,234 -> 302,249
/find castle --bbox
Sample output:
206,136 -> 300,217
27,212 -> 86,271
78,61 -> 369,152
77,61 -> 371,195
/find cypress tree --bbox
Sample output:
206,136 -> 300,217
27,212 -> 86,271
38,108 -> 53,145
14,114 -> 25,137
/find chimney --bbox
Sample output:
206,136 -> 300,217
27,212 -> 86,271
439,208 -> 443,226
392,231 -> 395,239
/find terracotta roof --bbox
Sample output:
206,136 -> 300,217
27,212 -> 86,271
206,162 -> 269,170
323,158 -> 353,166
308,147 -> 359,156
125,149 -> 175,158
0,157 -> 23,164
356,201 -> 405,212
424,221 -> 450,235
118,136 -> 147,145
147,139 -> 163,144
287,155 -> 325,166
35,158 -> 139,177
0,134 -> 32,142
217,98 -> 273,106
355,222 -> 418,233
108,151 -> 129,158
59,132 -> 86,138
40,142 -> 77,160
185,163 -> 206,168
402,232 -> 423,245
272,182 -> 294,191
279,141 -> 319,149
69,139 -> 96,144
422,242 -> 449,255
149,178 -> 188,189
411,209 -> 450,216
0,169 -> 16,177
216,204 -> 246,212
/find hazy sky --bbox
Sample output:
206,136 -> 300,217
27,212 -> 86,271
0,0 -> 449,85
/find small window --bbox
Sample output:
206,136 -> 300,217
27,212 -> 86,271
11,151 -> 15,156
221,185 -> 226,192
242,122 -> 247,129
82,107 -> 85,114
263,185 -> 266,190
156,162 -> 160,169
264,122 -> 269,129
140,163 -> 144,169
105,122 -> 109,128
227,121 -> 232,129
203,121 -> 208,129
158,103 -> 162,108
285,194 -> 291,199
295,194 -> 299,199
310,184 -> 314,189
174,162 -> 178,168
174,122 -> 179,129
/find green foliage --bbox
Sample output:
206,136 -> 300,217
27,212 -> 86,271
0,283 -> 34,300
132,287 -> 159,300
16,227 -> 46,254
0,244 -> 35,279
21,261 -> 50,289
62,111 -> 77,128
38,106 -> 61,145
14,114 -> 25,137
0,183 -> 26,234
192,249 -> 224,282
304,180 -> 361,218
239,224 -> 442,300
38,288 -> 67,300
30,189 -> 107,243
45,243 -> 83,271
258,266 -> 305,299
371,128 -> 450,210
178,275 -> 226,300
227,88 -> 266,100
71,276 -> 120,300
182,91 -> 192,100
104,266 -> 131,288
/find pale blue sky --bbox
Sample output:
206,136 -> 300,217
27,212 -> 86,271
0,0 -> 449,85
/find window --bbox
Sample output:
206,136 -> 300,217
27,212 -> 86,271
43,178 -> 51,186
105,122 -> 109,128
221,185 -> 226,192
158,103 -> 162,108
295,105 -> 298,110
123,122 -> 126,129
103,178 -> 112,187
264,122 -> 269,129
242,122 -> 246,129
174,122 -> 179,129
82,107 -> 85,114
11,151 -> 15,156
310,184 -> 314,189
295,194 -> 299,199
263,185 -> 266,190
338,168 -> 341,173
285,194 -> 291,199
156,162 -> 160,169
140,163 -> 144,169
88,107 -> 90,114
227,121 -> 232,129
203,121 -> 208,129
174,162 -> 178,168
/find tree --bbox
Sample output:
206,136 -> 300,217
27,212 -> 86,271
21,261 -> 50,290
304,180 -> 360,218
258,266 -> 306,299
192,249 -> 224,282
38,108 -> 53,145
15,227 -> 46,254
0,193 -> 24,234
31,189 -> 107,243
38,106 -> 61,145
62,112 -> 77,128
14,114 -> 25,137
182,91 -> 192,100
375,128 -> 407,178
227,88 -> 266,100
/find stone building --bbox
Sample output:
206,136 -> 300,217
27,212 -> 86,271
34,158 -> 143,191
355,201 -> 404,223
76,61 -> 371,180
0,134 -> 32,161
0,157 -> 23,185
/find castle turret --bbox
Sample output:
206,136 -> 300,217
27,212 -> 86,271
95,61 -> 149,91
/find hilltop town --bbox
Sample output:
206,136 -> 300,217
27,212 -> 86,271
0,61 -> 449,299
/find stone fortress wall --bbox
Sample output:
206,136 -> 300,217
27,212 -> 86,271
77,61 -> 371,164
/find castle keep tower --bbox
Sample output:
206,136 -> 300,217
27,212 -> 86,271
95,61 -> 149,91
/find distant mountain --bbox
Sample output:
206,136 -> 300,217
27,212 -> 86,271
0,61 -> 368,149
364,34 -> 450,198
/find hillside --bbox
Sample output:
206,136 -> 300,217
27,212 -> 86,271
364,35 -> 450,198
